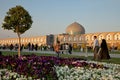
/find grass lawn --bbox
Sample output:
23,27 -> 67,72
1,51 -> 120,64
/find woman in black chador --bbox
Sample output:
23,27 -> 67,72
98,39 -> 110,60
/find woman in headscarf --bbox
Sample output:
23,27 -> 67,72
97,39 -> 110,60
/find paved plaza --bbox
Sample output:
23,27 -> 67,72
0,49 -> 120,58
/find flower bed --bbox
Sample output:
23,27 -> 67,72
0,54 -> 120,80
55,61 -> 120,80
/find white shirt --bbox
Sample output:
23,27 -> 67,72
93,39 -> 99,49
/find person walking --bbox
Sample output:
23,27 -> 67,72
93,36 -> 99,60
97,39 -> 110,60
54,41 -> 61,58
68,44 -> 72,54
28,43 -> 31,51
35,44 -> 38,51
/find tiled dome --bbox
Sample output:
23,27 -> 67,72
66,22 -> 85,35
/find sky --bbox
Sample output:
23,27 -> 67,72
0,0 -> 120,39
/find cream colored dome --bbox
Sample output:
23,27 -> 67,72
66,22 -> 85,35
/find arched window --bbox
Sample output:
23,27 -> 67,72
37,38 -> 39,42
91,36 -> 95,41
80,36 -> 85,41
31,38 -> 33,42
76,37 -> 78,41
68,37 -> 72,41
85,35 -> 90,41
44,38 -> 46,42
106,34 -> 112,40
74,37 -> 77,41
28,39 -> 30,42
63,37 -> 66,41
34,38 -> 36,42
98,34 -> 104,40
114,33 -> 120,40
79,36 -> 82,41
22,39 -> 24,42
40,38 -> 43,42
25,39 -> 27,42
5,40 -> 8,43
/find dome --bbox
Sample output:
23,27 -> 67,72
65,22 -> 85,35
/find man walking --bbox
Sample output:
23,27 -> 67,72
93,36 -> 99,60
54,41 -> 61,58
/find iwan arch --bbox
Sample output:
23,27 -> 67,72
0,22 -> 120,50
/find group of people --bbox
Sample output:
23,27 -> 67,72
93,36 -> 110,60
28,43 -> 38,51
54,36 -> 111,60
54,41 -> 72,58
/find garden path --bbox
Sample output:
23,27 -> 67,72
0,49 -> 120,58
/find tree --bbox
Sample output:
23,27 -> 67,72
2,5 -> 33,57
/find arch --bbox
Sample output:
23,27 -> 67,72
98,34 -> 104,40
40,38 -> 43,42
22,39 -> 24,43
74,36 -> 77,41
106,34 -> 112,40
68,36 -> 72,41
34,38 -> 37,42
37,38 -> 39,42
114,33 -> 120,40
63,37 -> 66,41
91,35 -> 95,41
85,35 -> 90,41
79,36 -> 82,41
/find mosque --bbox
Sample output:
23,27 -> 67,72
0,22 -> 120,50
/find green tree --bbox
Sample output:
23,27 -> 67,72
2,5 -> 33,57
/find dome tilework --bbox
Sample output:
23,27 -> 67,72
66,22 -> 85,35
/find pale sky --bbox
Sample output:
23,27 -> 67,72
0,0 -> 120,39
